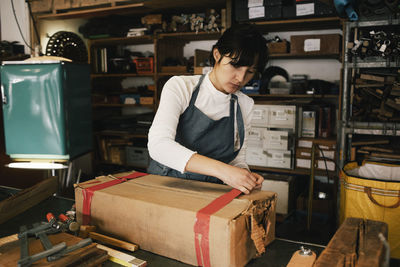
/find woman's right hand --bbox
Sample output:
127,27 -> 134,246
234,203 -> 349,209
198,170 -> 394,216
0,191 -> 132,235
217,165 -> 263,194
185,153 -> 263,194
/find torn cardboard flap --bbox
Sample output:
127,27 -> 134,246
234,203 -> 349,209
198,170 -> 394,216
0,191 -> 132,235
75,172 -> 277,267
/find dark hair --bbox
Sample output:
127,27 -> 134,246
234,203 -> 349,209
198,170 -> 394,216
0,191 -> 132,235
209,23 -> 268,73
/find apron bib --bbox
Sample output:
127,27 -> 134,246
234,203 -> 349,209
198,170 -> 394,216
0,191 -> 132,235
148,75 -> 244,183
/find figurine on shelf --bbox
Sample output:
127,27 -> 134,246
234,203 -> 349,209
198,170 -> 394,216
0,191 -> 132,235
170,15 -> 183,32
190,14 -> 204,34
206,9 -> 220,32
169,14 -> 190,32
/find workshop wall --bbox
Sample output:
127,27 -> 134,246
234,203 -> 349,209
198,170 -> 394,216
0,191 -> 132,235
0,0 -> 30,55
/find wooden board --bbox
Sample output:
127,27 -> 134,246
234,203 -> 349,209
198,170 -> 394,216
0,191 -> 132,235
314,218 -> 388,267
0,177 -> 58,225
286,250 -> 316,267
0,232 -> 108,266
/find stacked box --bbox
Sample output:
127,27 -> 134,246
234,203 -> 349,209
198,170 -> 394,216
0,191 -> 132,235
295,138 -> 336,171
246,104 -> 296,169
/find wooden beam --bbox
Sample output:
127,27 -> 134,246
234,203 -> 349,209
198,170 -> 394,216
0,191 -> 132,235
0,177 -> 58,225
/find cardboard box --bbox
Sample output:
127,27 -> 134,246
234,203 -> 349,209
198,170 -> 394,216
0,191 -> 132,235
264,130 -> 289,150
290,34 -> 341,55
194,49 -> 212,75
246,146 -> 268,166
75,173 -> 277,267
265,149 -> 292,169
296,147 -> 336,161
266,105 -> 296,130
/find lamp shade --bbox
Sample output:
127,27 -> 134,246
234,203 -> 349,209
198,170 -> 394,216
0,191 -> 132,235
0,60 -> 92,161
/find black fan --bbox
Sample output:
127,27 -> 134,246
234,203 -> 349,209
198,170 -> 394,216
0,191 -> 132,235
46,31 -> 88,63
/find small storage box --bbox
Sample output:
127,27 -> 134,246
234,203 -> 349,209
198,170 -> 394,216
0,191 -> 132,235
250,104 -> 269,127
248,127 -> 266,148
125,146 -> 150,168
264,130 -> 289,150
296,147 -> 336,161
296,158 -> 335,171
246,146 -> 268,167
290,34 -> 341,55
267,40 -> 290,54
266,105 -> 296,130
133,57 -> 154,74
265,149 -> 292,169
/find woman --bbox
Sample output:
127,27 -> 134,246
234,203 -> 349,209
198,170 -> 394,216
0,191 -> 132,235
147,23 -> 268,194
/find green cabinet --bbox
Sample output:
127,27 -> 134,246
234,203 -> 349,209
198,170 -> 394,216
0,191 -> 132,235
1,61 -> 92,160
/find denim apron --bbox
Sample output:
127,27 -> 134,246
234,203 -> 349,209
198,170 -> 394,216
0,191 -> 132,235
148,75 -> 245,183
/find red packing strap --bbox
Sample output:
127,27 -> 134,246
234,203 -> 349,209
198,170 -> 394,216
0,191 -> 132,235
194,188 -> 242,267
82,172 -> 147,225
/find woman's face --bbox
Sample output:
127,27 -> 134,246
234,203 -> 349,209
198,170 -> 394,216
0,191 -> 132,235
209,49 -> 257,95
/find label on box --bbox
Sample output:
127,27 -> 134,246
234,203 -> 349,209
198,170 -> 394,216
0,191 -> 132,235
253,109 -> 265,120
296,3 -> 314,16
304,39 -> 321,52
249,129 -> 262,140
248,0 -> 264,7
249,6 -> 265,19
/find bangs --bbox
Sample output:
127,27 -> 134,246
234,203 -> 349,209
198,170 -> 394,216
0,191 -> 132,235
226,49 -> 258,68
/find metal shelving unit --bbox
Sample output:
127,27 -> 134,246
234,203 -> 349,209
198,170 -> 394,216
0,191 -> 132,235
339,19 -> 400,168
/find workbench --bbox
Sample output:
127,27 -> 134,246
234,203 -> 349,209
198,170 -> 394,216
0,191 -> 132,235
0,186 -> 325,267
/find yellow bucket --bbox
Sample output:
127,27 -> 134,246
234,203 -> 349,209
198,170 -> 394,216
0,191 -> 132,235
340,161 -> 400,259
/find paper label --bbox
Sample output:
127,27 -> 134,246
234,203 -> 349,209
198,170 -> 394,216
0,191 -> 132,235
249,6 -> 265,19
296,3 -> 314,16
248,0 -> 264,7
253,109 -> 264,120
304,39 -> 321,52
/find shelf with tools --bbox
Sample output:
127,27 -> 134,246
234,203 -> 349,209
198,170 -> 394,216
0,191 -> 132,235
339,18 -> 400,167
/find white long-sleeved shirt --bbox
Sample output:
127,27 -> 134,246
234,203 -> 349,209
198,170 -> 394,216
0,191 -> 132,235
147,72 -> 254,174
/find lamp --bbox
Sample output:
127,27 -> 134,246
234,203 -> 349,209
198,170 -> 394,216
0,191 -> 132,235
7,162 -> 68,169
1,58 -> 92,185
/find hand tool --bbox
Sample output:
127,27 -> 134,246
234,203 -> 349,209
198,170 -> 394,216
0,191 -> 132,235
46,212 -> 61,230
17,224 -> 67,267
58,213 -> 80,232
47,238 -> 93,261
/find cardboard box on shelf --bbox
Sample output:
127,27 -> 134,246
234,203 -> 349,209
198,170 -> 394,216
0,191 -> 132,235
75,172 -> 277,267
268,40 -> 290,54
290,34 -> 341,55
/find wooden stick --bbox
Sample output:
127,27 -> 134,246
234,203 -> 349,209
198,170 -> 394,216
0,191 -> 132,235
370,152 -> 400,159
89,232 -> 139,252
352,140 -> 390,146
360,146 -> 394,153
0,234 -> 18,247
96,244 -> 147,267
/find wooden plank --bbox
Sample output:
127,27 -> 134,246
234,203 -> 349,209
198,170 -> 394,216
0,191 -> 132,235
0,232 -> 108,266
314,218 -> 388,267
89,232 -> 139,252
286,250 -> 316,267
0,234 -> 18,247
96,244 -> 147,267
38,2 -> 147,20
0,177 -> 58,225
30,0 -> 53,13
